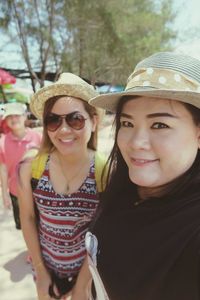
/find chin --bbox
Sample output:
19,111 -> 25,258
129,174 -> 159,187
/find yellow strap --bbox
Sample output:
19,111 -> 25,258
94,152 -> 107,192
31,152 -> 107,192
31,153 -> 48,180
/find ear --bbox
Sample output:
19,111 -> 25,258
91,114 -> 98,132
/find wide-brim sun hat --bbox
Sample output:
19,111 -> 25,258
30,72 -> 100,120
90,52 -> 200,112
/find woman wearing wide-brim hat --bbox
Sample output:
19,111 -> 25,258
17,73 -> 106,300
74,52 -> 200,300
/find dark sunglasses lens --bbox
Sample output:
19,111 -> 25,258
45,114 -> 62,131
67,113 -> 86,130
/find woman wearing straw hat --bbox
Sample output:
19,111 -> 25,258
17,73 -> 106,300
74,52 -> 200,300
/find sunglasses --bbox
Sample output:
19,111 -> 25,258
44,112 -> 87,132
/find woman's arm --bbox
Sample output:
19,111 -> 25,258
17,160 -> 52,300
71,256 -> 92,300
0,163 -> 11,209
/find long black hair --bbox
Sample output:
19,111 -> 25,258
99,96 -> 200,215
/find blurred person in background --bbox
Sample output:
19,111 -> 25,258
0,102 -> 42,229
0,104 -> 10,135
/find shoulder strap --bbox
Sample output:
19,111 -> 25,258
94,152 -> 108,192
31,153 -> 48,180
31,151 -> 107,190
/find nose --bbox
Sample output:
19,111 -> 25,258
59,118 -> 72,132
128,127 -> 150,150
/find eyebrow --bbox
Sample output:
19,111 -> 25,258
120,112 -> 179,119
50,110 -> 80,116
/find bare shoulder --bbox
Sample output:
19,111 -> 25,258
18,158 -> 33,181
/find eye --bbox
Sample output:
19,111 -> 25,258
151,122 -> 169,129
120,120 -> 133,128
72,113 -> 85,120
46,114 -> 59,123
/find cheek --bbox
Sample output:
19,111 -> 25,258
151,130 -> 188,153
156,132 -> 199,172
5,117 -> 13,124
47,131 -> 55,142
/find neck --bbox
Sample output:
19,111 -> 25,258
56,148 -> 92,165
54,148 -> 93,194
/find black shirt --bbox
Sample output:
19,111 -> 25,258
92,194 -> 200,300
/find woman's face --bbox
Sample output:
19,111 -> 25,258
117,96 -> 200,192
47,96 -> 97,156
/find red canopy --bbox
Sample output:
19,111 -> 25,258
0,68 -> 16,85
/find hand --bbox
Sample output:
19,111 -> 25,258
35,266 -> 52,300
71,284 -> 91,300
61,290 -> 72,300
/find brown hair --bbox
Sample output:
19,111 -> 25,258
38,95 -> 99,155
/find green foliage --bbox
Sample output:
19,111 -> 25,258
0,90 -> 28,103
0,0 -> 177,85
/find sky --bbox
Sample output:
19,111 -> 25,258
0,0 -> 200,71
173,0 -> 200,58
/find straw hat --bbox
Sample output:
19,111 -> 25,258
3,102 -> 27,119
90,52 -> 200,112
30,72 -> 99,119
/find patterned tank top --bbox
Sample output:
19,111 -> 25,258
33,157 -> 99,278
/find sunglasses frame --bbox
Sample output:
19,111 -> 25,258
44,111 -> 87,132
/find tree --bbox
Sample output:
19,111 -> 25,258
0,0 -> 71,90
63,0 -> 123,84
0,0 -> 176,87
103,0 -> 176,82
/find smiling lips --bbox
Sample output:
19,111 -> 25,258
131,157 -> 158,166
59,137 -> 75,144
